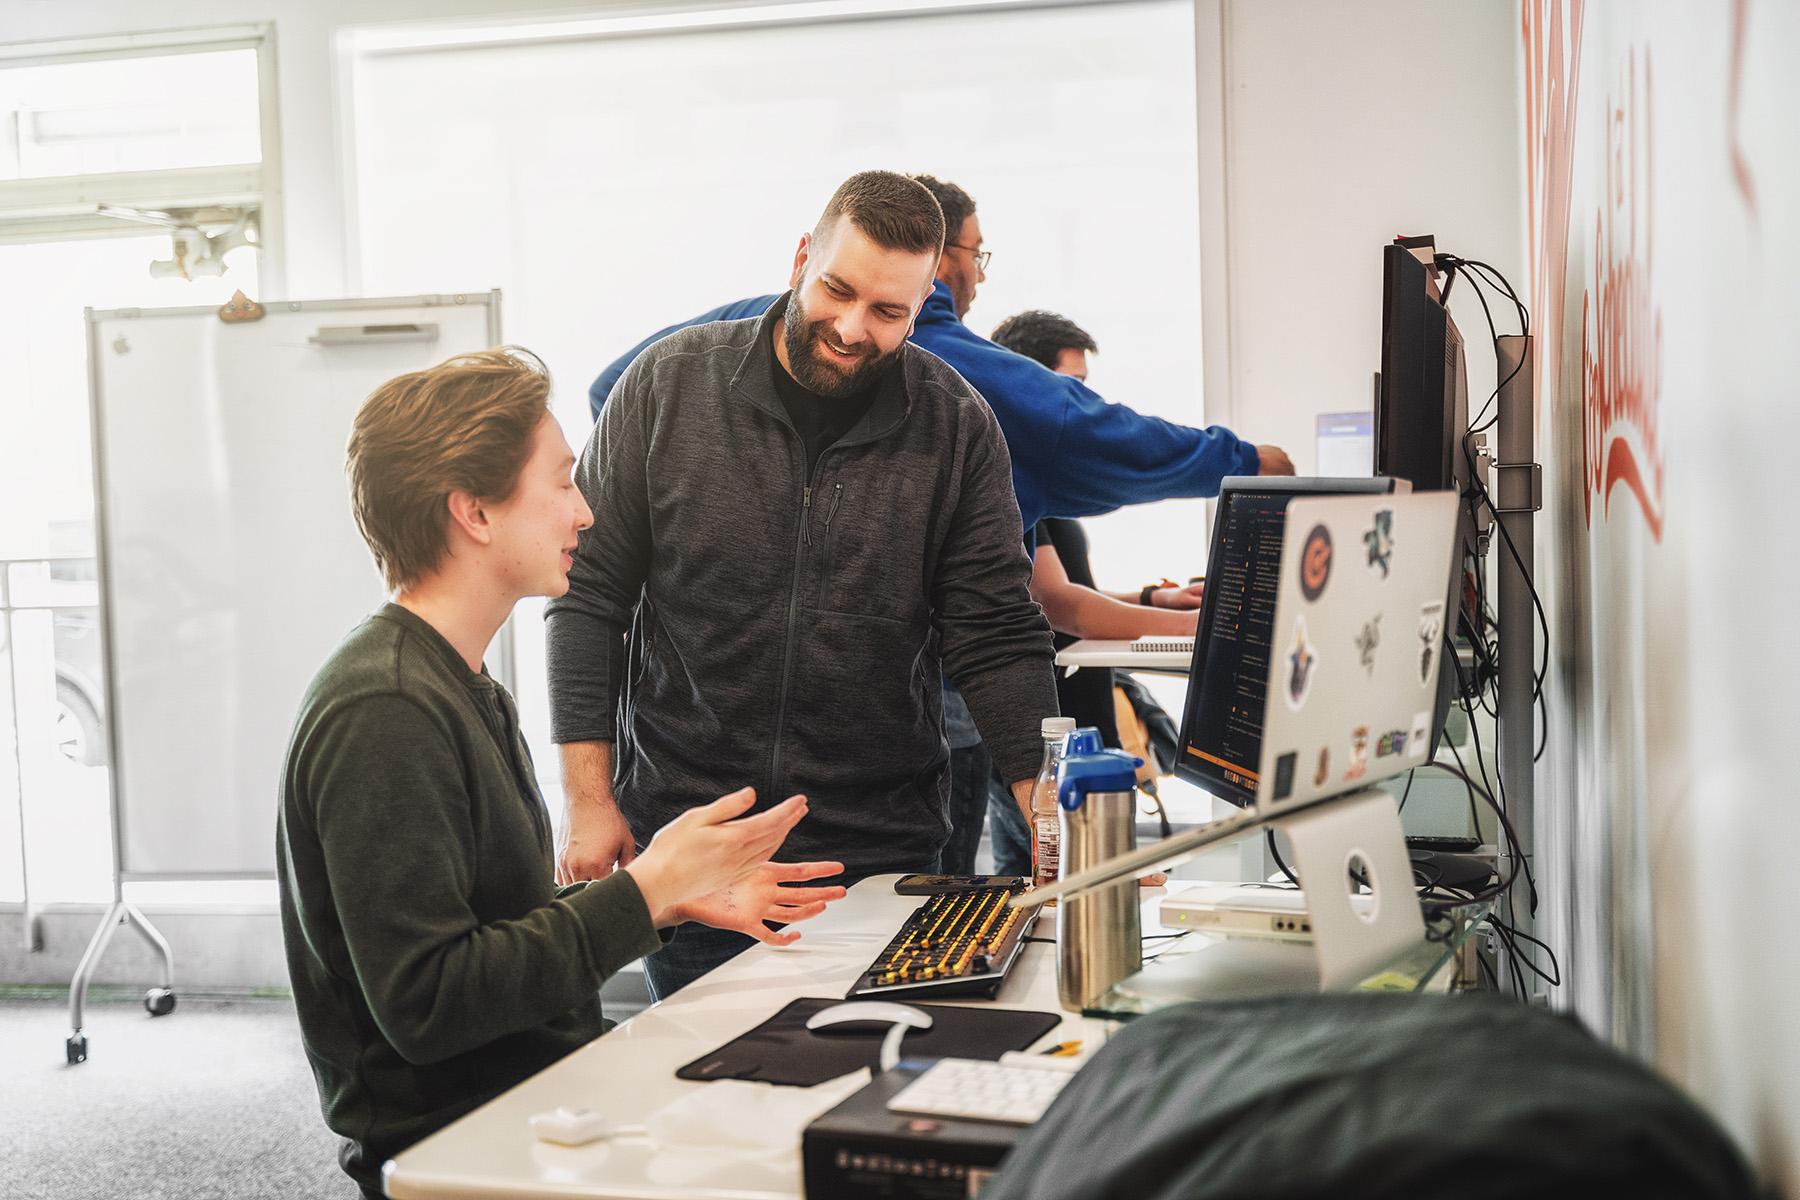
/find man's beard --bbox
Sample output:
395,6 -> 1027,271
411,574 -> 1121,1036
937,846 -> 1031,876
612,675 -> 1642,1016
781,292 -> 903,398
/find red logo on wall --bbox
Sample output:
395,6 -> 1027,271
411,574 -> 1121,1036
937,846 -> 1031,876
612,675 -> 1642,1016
1580,48 -> 1665,541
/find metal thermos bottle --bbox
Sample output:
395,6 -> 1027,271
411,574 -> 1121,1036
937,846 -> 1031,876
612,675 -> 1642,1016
1055,733 -> 1142,1012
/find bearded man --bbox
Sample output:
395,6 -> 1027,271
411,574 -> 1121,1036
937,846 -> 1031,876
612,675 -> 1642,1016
545,171 -> 1057,997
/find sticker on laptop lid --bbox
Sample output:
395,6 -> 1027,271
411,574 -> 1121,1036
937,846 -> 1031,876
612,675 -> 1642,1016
1313,746 -> 1330,788
1344,725 -> 1371,782
1285,616 -> 1318,711
1417,601 -> 1445,686
1363,508 -> 1394,578
1272,752 -> 1296,800
1375,728 -> 1408,758
1355,614 -> 1381,675
1409,710 -> 1430,756
1299,524 -> 1333,601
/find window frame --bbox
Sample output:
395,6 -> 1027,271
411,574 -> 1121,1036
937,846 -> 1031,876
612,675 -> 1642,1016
0,23 -> 284,295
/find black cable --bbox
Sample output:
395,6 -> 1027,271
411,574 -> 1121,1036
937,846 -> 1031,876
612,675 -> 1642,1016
1436,253 -> 1527,433
1468,472 -> 1552,695
1407,760 -> 1525,911
1497,919 -> 1532,998
1266,829 -> 1300,887
1450,629 -> 1542,919
1430,248 -> 1559,996
1486,918 -> 1563,987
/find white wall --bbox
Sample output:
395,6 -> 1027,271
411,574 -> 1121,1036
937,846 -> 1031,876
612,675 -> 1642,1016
1524,1 -> 1800,1189
1192,0 -> 1524,469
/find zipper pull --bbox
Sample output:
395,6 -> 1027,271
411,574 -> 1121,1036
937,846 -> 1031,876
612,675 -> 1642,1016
824,482 -> 844,533
802,485 -> 813,546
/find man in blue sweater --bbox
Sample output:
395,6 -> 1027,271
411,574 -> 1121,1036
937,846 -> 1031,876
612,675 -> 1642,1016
568,175 -> 1292,888
588,176 -> 1293,532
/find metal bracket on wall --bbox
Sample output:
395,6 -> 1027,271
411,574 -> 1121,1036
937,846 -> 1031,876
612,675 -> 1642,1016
1491,461 -> 1543,514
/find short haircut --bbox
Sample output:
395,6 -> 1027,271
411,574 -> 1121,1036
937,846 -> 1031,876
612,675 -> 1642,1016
909,174 -> 977,240
346,347 -> 551,592
815,171 -> 946,257
990,310 -> 1099,369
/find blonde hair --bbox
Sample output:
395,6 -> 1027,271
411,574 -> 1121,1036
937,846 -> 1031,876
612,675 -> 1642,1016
346,346 -> 551,591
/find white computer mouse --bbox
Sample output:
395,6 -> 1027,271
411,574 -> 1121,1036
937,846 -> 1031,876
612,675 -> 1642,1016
805,1001 -> 936,1032
805,1001 -> 934,1072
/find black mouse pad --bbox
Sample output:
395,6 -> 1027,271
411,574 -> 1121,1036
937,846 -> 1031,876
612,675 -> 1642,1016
675,997 -> 1063,1088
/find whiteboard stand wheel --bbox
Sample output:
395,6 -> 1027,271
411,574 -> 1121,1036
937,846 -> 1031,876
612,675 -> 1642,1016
67,1034 -> 88,1065
145,988 -> 176,1017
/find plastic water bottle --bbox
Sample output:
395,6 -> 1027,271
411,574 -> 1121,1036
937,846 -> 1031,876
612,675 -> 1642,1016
1031,718 -> 1078,889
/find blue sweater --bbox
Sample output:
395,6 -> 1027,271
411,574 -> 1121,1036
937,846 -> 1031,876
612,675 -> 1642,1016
589,281 -> 1258,530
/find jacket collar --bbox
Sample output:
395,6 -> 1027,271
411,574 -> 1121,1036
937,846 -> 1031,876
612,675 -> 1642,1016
915,278 -> 960,327
730,290 -> 911,447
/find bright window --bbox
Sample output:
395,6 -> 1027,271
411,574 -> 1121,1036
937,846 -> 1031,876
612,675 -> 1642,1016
0,48 -> 262,180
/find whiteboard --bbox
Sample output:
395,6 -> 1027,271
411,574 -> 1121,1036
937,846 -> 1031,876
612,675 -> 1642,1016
87,293 -> 502,879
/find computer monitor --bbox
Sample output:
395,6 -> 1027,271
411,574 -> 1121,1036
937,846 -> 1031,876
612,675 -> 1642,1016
1174,476 -> 1402,808
1375,238 -> 1469,492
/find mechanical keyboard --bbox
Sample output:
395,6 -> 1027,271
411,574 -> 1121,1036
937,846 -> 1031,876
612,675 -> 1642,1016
847,883 -> 1039,999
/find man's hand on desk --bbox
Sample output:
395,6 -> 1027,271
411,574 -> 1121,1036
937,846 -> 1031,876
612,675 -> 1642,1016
1147,581 -> 1205,610
678,860 -> 849,944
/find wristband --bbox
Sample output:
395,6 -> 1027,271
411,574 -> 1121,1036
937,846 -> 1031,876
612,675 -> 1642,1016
1139,585 -> 1158,607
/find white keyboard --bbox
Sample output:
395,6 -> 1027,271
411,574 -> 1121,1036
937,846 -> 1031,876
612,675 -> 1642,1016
1131,635 -> 1194,654
885,1054 -> 1082,1126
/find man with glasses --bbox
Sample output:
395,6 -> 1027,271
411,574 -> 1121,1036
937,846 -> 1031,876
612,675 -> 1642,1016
572,174 -> 1292,888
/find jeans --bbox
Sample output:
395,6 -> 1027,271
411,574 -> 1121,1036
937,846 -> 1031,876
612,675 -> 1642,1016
986,768 -> 1033,877
642,856 -> 943,1001
941,741 -> 994,875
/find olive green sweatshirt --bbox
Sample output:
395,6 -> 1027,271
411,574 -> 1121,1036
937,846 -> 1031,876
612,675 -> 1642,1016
276,604 -> 661,1194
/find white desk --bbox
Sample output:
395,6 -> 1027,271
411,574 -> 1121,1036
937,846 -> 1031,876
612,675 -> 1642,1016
385,876 -> 1126,1200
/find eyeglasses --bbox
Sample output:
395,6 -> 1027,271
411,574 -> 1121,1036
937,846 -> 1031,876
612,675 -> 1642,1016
946,242 -> 992,272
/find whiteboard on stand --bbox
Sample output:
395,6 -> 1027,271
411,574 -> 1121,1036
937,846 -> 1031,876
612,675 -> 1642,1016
86,292 -> 502,880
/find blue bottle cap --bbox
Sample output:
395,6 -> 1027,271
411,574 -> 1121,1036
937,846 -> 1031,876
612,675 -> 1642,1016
1057,749 -> 1143,811
1060,727 -> 1105,759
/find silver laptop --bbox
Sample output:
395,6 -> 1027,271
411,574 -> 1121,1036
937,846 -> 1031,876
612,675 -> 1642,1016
1018,490 -> 1459,907
1253,492 -> 1455,815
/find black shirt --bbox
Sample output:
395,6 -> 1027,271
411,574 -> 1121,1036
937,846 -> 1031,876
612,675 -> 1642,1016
770,347 -> 879,478
1036,518 -> 1122,748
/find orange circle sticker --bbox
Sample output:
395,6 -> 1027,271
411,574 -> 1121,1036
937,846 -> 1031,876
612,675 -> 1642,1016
1300,524 -> 1333,601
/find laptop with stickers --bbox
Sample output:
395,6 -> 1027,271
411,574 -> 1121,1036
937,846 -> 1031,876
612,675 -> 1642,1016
1173,475 -> 1407,808
1016,493 -> 1459,994
1254,492 -> 1457,814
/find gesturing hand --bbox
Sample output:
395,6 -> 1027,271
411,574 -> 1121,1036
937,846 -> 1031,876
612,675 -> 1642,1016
624,788 -> 812,926
679,860 -> 849,945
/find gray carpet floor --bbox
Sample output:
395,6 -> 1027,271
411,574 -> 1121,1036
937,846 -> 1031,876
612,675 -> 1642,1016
1,993 -> 353,1200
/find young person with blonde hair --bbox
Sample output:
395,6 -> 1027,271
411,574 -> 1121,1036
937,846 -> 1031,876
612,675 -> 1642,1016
277,348 -> 844,1197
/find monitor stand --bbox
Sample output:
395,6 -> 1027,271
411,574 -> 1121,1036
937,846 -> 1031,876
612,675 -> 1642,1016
1102,789 -> 1426,1004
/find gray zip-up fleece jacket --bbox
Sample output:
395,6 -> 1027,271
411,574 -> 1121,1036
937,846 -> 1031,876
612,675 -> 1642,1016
546,295 -> 1057,874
